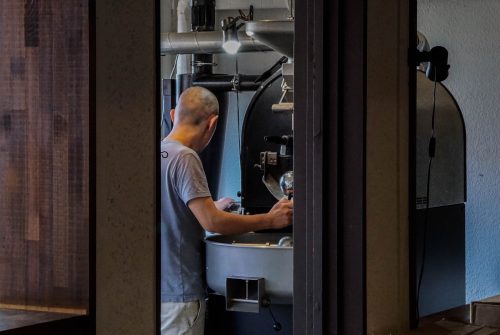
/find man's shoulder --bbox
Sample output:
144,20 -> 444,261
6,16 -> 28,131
162,142 -> 203,172
162,140 -> 197,158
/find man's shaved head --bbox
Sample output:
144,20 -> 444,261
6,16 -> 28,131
175,86 -> 219,126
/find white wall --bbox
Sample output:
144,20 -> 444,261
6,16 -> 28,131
418,0 -> 500,303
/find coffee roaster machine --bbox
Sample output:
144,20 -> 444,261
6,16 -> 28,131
162,1 -> 295,333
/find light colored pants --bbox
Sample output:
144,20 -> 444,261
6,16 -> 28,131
160,300 -> 206,335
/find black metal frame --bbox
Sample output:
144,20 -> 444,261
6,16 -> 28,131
409,0 -> 418,328
153,0 -> 420,332
294,0 -> 367,333
155,0 -> 162,334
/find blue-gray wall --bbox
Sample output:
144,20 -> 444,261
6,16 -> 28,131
418,0 -> 500,303
215,51 -> 284,200
214,9 -> 288,199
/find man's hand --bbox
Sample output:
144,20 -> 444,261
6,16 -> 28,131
267,198 -> 293,229
214,197 -> 235,211
188,196 -> 291,235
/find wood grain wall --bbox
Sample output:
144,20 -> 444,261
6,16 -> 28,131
0,0 -> 89,312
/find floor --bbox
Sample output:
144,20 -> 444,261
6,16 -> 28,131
2,304 -> 498,334
405,305 -> 500,335
0,309 -> 78,332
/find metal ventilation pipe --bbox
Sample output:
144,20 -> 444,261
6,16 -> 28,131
176,0 -> 191,74
160,31 -> 273,55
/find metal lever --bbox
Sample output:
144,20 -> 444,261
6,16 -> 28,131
264,136 -> 289,145
280,171 -> 294,200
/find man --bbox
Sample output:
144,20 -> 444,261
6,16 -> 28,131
161,86 -> 293,335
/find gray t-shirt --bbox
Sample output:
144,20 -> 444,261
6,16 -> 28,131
160,139 -> 211,302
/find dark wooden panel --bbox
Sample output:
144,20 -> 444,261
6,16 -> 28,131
0,0 -> 89,311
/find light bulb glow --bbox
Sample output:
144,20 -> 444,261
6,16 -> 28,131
222,40 -> 241,55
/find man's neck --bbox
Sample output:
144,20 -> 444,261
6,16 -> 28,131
165,126 -> 201,152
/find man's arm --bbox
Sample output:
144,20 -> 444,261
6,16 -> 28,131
214,197 -> 234,211
188,196 -> 293,235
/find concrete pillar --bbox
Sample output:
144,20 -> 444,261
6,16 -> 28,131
96,1 -> 157,334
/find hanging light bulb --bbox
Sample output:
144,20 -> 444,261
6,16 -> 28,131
222,29 -> 240,54
222,18 -> 241,55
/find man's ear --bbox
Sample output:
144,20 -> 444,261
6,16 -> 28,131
169,109 -> 175,123
208,114 -> 219,131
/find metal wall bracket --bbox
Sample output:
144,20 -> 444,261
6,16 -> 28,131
226,277 -> 265,313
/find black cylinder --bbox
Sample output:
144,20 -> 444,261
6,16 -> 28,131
198,91 -> 228,198
176,73 -> 193,100
191,0 -> 215,31
192,54 -> 214,75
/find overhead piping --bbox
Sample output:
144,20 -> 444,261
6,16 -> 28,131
161,31 -> 273,55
